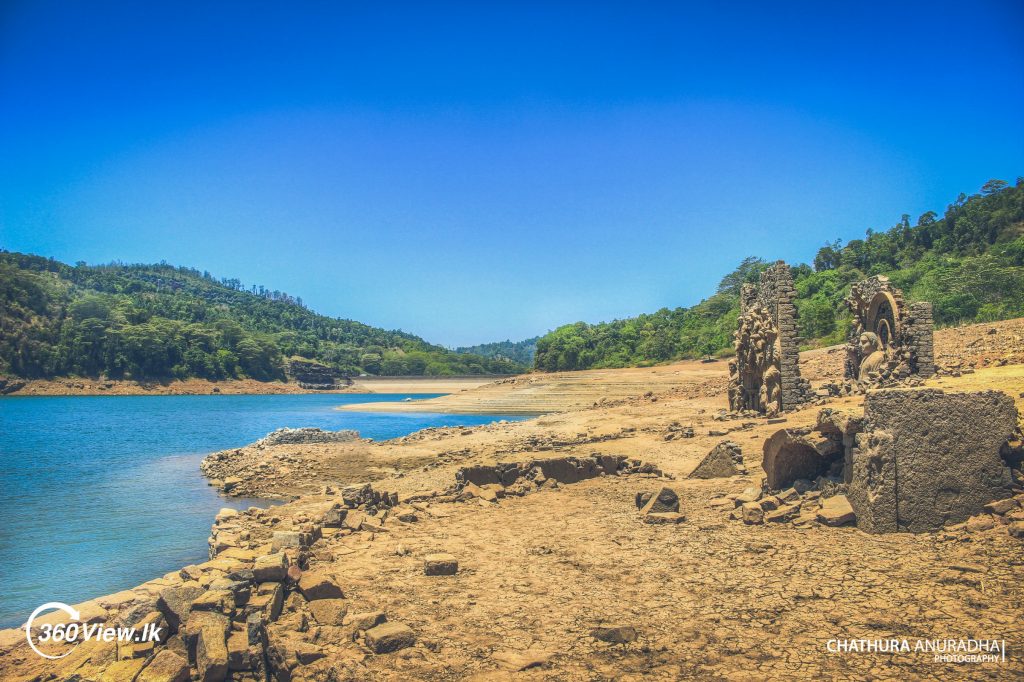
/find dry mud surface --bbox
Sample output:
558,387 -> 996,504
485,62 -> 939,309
2,319 -> 1023,681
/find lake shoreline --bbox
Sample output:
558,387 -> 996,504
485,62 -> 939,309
1,375 -> 507,397
0,392 -> 522,635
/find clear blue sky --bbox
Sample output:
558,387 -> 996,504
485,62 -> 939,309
1,2 -> 1022,347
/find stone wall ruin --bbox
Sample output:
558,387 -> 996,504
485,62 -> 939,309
760,389 -> 1021,533
844,276 -> 935,383
728,261 -> 811,415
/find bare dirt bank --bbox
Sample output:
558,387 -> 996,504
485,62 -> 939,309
1,375 -> 502,397
338,360 -> 729,415
340,318 -> 1024,416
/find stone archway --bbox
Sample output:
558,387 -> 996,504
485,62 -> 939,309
866,292 -> 899,348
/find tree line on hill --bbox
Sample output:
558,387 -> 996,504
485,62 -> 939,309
0,255 -> 525,381
534,178 -> 1024,371
455,337 -> 539,366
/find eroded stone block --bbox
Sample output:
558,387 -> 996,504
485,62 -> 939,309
850,389 -> 1016,533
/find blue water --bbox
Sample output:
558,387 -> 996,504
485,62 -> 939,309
0,394 -> 523,628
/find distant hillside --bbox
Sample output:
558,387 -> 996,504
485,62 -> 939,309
535,178 -> 1024,371
455,337 -> 539,365
0,255 -> 526,381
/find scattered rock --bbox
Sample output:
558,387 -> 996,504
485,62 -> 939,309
966,514 -> 996,533
226,631 -> 250,672
590,625 -> 638,644
253,553 -> 288,582
157,584 -> 205,632
323,506 -> 348,527
639,487 -> 679,514
424,553 -> 459,576
735,486 -> 762,505
740,502 -> 764,525
984,498 -> 1019,515
307,598 -> 348,625
136,649 -> 190,682
346,611 -> 387,631
365,622 -> 416,654
816,495 -> 856,527
764,504 -> 799,523
297,571 -> 343,600
491,648 -> 553,671
196,625 -> 229,682
270,531 -> 302,552
643,512 -> 686,525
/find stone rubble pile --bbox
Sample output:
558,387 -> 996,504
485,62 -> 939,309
19,487 -> 431,682
454,454 -> 665,497
720,390 -> 1024,537
253,428 -> 361,448
714,479 -> 853,528
208,484 -> 402,562
662,421 -> 695,440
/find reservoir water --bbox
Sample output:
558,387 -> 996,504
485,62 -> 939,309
0,393 -> 523,628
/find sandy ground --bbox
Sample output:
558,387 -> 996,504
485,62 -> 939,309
339,362 -> 729,415
348,376 -> 506,394
341,318 -> 1024,416
1,318 -> 1023,681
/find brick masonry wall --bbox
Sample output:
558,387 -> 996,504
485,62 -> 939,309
748,261 -> 811,410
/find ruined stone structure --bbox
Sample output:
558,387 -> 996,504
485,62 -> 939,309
844,276 -> 935,382
849,389 -> 1017,533
728,261 -> 811,414
761,390 -> 1020,533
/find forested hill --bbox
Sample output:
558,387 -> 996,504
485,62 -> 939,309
0,255 -> 525,381
535,178 -> 1024,372
455,337 -> 539,366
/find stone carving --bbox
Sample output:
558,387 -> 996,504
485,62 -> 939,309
844,276 -> 935,383
761,392 -> 1020,533
849,389 -> 1017,533
727,261 -> 811,414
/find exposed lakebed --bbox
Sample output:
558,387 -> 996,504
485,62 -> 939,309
0,393 -> 524,627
